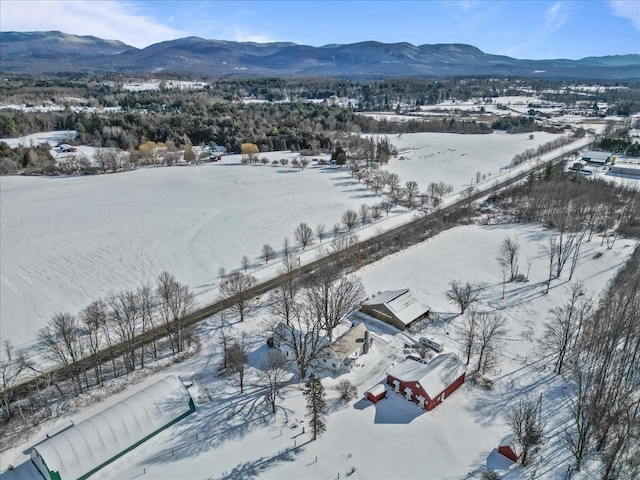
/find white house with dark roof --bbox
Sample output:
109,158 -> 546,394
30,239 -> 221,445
318,322 -> 371,373
270,321 -> 371,375
360,289 -> 430,331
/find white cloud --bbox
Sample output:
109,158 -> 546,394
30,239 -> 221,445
609,0 -> 640,29
230,26 -> 276,44
0,1 -> 188,47
544,2 -> 567,33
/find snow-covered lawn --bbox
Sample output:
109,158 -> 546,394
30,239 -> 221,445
3,222 -> 634,480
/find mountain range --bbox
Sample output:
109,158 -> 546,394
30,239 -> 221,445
1,31 -> 639,79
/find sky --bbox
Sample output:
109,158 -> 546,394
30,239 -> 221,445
1,0 -> 639,59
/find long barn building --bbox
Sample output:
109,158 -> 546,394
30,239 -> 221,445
30,376 -> 195,480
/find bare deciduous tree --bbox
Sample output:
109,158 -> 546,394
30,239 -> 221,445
404,181 -> 419,208
219,271 -> 259,322
540,282 -> 590,374
38,312 -> 85,393
108,291 -> 141,372
282,237 -> 291,258
446,280 -> 480,314
227,333 -> 250,393
265,306 -> 325,381
342,210 -> 358,232
259,351 -> 289,414
497,237 -> 520,281
336,379 -> 358,402
316,224 -> 326,242
156,272 -> 196,354
359,204 -> 370,226
79,301 -> 106,385
0,340 -> 29,422
241,255 -> 251,272
507,397 -> 544,466
386,173 -> 401,193
306,268 -> 364,340
476,312 -> 507,374
457,308 -> 480,364
461,186 -> 475,220
295,222 -> 314,249
262,244 -> 275,264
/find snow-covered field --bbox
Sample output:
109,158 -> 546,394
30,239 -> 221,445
3,222 -> 634,480
0,156 -> 388,352
0,130 -> 76,148
1,130 -> 580,354
378,131 -> 564,190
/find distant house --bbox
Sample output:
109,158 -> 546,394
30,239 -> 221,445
318,322 -> 371,373
386,352 -> 466,411
361,289 -> 430,331
582,150 -> 611,166
55,143 -> 77,153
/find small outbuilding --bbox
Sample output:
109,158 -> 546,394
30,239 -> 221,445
361,289 -> 430,331
498,444 -> 519,463
31,376 -> 195,480
386,352 -> 466,411
366,384 -> 387,404
609,162 -> 640,177
582,150 -> 611,165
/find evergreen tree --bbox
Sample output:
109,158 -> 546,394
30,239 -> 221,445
303,374 -> 327,440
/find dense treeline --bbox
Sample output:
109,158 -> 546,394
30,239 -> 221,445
488,163 -> 640,478
490,165 -> 640,240
2,74 -> 640,119
491,116 -> 539,133
599,135 -> 640,157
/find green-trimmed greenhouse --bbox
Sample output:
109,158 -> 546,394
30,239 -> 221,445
31,376 -> 195,480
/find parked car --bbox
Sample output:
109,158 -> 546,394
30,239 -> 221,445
419,336 -> 444,352
406,355 -> 427,364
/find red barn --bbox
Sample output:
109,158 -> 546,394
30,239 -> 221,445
366,384 -> 387,403
386,353 -> 466,411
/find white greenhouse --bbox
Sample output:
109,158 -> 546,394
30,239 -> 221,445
30,376 -> 195,480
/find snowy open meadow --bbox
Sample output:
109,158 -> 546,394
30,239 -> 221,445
378,131 -> 563,190
0,156 -> 384,352
0,130 -> 580,355
2,221 -> 634,480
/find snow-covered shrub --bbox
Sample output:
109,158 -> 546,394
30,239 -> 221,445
336,380 -> 357,402
481,470 -> 499,480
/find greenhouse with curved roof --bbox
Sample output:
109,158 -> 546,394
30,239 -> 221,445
30,376 -> 195,480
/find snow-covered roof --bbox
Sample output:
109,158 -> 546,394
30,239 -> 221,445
31,376 -> 194,480
363,289 -> 430,326
329,322 -> 368,362
387,353 -> 466,399
367,384 -> 386,397
582,150 -> 611,162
